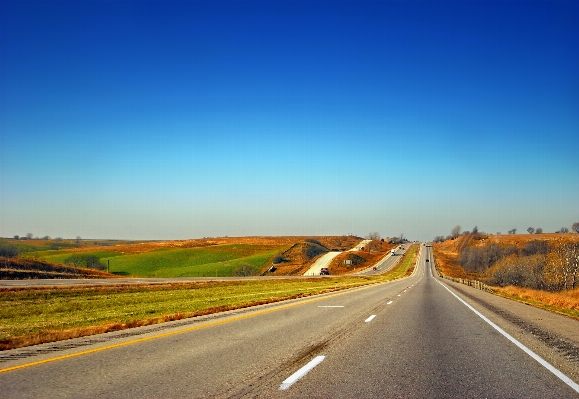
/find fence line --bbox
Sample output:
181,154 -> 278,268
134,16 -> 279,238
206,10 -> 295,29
432,260 -> 493,293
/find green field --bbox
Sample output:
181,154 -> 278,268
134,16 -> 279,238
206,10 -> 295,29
102,244 -> 282,277
32,244 -> 286,277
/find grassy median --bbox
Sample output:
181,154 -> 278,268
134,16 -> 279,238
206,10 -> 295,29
0,245 -> 418,350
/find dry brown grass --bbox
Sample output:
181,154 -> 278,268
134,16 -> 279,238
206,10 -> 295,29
485,233 -> 579,247
59,236 -> 311,255
57,236 -> 363,257
491,286 -> 579,320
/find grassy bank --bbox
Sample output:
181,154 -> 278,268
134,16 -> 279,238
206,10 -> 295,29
0,277 -> 375,350
31,244 -> 286,277
491,285 -> 579,320
387,244 -> 418,279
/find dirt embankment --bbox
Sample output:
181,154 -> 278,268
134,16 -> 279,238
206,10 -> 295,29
434,233 -> 579,279
265,236 -> 364,275
327,240 -> 397,274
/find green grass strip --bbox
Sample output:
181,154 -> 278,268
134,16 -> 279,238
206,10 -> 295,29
384,244 -> 418,280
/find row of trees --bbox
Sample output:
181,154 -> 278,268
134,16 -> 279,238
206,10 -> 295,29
13,234 -> 81,242
488,242 -> 579,291
64,254 -> 106,270
457,239 -> 579,291
434,223 -> 579,243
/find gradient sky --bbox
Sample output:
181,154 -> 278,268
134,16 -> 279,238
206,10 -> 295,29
1,1 -> 578,241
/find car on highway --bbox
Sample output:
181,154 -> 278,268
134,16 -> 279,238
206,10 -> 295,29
319,268 -> 330,275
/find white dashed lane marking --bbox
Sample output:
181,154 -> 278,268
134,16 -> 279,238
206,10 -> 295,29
279,356 -> 326,391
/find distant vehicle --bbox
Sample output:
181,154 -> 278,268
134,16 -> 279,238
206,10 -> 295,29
320,268 -> 330,275
426,259 -> 429,262
372,267 -> 377,271
391,250 -> 396,255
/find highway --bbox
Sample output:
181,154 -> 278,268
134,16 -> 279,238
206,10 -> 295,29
352,244 -> 406,275
2,246 -> 579,398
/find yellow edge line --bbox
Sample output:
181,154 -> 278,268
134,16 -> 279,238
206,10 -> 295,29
0,283 -> 381,374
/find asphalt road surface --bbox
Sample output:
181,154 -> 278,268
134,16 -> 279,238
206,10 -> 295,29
2,246 -> 579,398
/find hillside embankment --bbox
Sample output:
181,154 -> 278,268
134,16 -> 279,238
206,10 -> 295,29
0,257 -> 116,280
433,233 -> 579,319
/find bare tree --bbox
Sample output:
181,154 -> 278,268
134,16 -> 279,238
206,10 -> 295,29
366,232 -> 381,240
558,227 -> 569,233
527,227 -> 535,234
545,242 -> 579,290
536,228 -> 543,234
26,233 -> 33,240
451,225 -> 461,239
572,222 -> 579,233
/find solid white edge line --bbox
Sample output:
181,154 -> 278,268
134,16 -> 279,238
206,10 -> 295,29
279,355 -> 326,390
437,279 -> 579,394
365,315 -> 376,322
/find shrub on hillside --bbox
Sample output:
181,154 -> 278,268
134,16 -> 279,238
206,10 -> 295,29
64,254 -> 106,270
459,244 -> 504,273
305,243 -> 327,259
487,254 -> 546,289
0,243 -> 19,258
521,240 -> 549,256
232,263 -> 258,277
272,255 -> 288,264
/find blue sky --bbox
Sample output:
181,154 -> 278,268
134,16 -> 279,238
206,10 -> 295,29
1,1 -> 578,241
